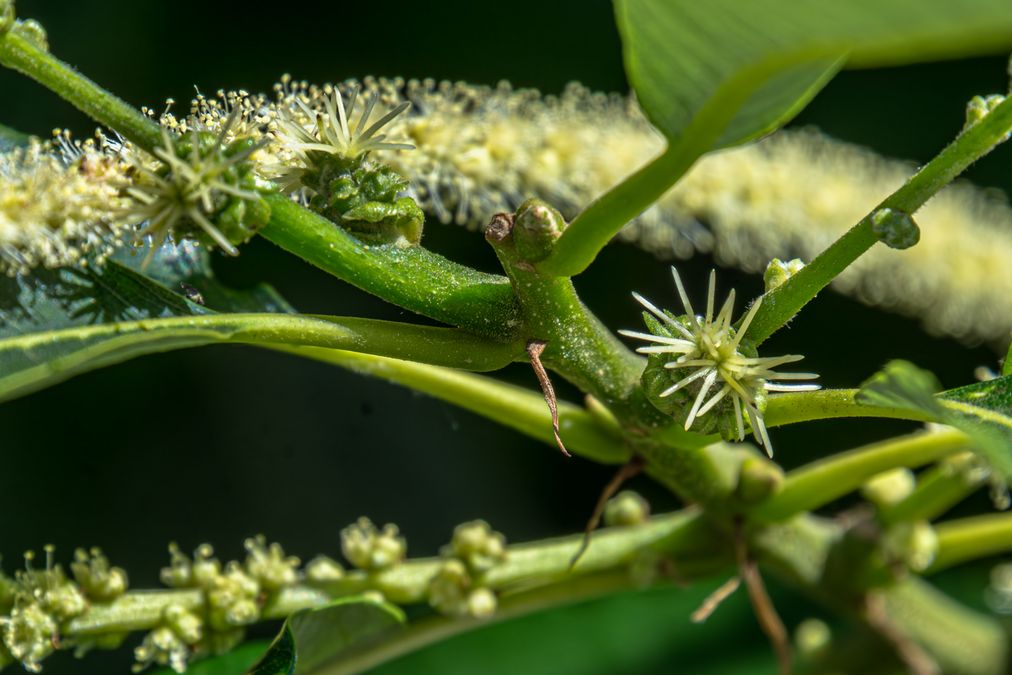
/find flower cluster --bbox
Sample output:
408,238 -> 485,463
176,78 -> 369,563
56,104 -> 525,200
623,267 -> 819,455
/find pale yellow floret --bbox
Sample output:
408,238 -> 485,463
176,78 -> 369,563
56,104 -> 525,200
0,137 -> 132,276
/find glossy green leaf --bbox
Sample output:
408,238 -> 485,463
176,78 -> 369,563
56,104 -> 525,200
857,360 -> 1012,483
151,640 -> 270,675
248,597 -> 405,675
615,0 -> 1012,149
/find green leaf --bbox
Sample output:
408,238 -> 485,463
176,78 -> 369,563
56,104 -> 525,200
857,360 -> 1012,483
151,640 -> 270,675
615,0 -> 1012,149
1003,342 -> 1012,376
248,596 -> 405,675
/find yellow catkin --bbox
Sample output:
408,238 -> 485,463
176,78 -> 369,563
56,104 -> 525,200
224,77 -> 1009,345
0,137 -> 131,276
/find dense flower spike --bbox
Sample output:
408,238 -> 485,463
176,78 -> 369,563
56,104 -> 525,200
623,267 -> 819,455
0,137 -> 131,275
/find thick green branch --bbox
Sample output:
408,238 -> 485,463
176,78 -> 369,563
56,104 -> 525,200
745,94 -> 1012,344
261,196 -> 520,336
752,429 -> 968,521
928,513 -> 1012,574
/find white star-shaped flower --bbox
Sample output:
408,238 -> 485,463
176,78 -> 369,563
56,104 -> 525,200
621,267 -> 819,456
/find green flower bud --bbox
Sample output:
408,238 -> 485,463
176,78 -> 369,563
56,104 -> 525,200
869,207 -> 919,250
794,618 -> 831,659
513,198 -> 566,262
341,518 -> 407,571
603,491 -> 650,527
11,18 -> 46,51
163,604 -> 203,645
861,468 -> 915,507
445,521 -> 507,573
466,587 -> 498,619
902,521 -> 939,573
1,602 -> 57,673
206,563 -> 260,631
133,626 -> 188,674
735,456 -> 785,504
0,1 -> 14,37
160,543 -> 221,589
762,258 -> 805,292
244,536 -> 300,593
305,555 -> 345,584
71,548 -> 129,602
428,559 -> 470,617
965,94 -> 1006,128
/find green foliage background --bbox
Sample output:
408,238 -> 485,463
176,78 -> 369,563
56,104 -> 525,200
0,0 -> 1007,672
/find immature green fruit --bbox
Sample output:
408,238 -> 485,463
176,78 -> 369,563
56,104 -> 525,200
513,198 -> 566,262
869,207 -> 919,250
603,491 -> 650,527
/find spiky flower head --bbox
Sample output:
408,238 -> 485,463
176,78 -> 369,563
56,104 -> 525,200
123,115 -> 268,262
621,267 -> 819,456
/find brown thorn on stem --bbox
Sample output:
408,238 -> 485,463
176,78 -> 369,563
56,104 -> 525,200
691,575 -> 742,623
570,455 -> 645,568
734,521 -> 792,675
862,593 -> 939,675
526,339 -> 569,457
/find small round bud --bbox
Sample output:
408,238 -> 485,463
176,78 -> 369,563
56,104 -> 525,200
869,207 -> 919,250
244,536 -> 300,592
446,521 -> 507,573
603,491 -> 650,527
341,518 -> 407,571
513,198 -> 566,262
305,555 -> 345,584
902,521 -> 939,573
763,258 -> 805,292
466,588 -> 498,619
206,563 -> 261,631
735,457 -> 785,504
794,618 -> 831,658
133,626 -> 188,674
861,468 -> 916,507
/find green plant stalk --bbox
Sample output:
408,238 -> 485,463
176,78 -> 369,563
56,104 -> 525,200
260,196 -> 520,336
764,389 -> 931,427
274,345 -> 631,464
879,453 -> 986,526
745,93 -> 1012,344
752,429 -> 968,521
63,511 -> 711,637
0,29 -> 163,151
927,513 -> 1012,574
0,31 -> 522,337
538,51 -> 841,278
0,314 -> 524,404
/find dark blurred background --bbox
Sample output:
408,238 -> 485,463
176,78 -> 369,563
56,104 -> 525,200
1,1 -> 1009,673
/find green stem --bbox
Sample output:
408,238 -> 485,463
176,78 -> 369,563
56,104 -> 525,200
745,94 -> 1012,345
261,195 -> 520,337
752,429 -> 968,521
275,346 -> 631,464
879,453 -> 987,526
0,29 -> 162,151
764,389 -> 930,427
927,513 -> 1012,574
0,314 -> 523,404
537,145 -> 697,277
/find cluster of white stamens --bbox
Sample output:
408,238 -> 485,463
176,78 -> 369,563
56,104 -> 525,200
621,267 -> 819,455
123,115 -> 260,260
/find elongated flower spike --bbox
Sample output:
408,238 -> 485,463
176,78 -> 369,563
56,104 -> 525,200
622,267 -> 820,456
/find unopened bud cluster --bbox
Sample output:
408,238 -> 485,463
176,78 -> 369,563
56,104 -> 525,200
429,520 -> 507,619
